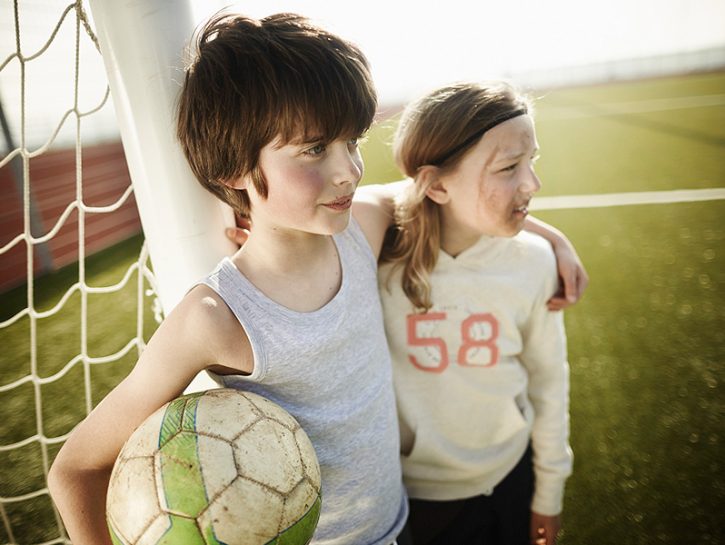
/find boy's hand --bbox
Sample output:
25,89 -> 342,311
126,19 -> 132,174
225,215 -> 251,248
547,238 -> 589,311
530,512 -> 561,545
521,215 -> 588,310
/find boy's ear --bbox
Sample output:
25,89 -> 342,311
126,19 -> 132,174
419,165 -> 449,205
222,175 -> 248,190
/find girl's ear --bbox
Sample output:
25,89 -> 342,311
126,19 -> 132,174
419,165 -> 450,205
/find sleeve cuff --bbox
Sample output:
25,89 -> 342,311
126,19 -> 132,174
531,475 -> 567,516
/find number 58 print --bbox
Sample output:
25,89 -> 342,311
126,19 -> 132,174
406,312 -> 500,373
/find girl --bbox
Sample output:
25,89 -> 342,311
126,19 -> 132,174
379,81 -> 574,545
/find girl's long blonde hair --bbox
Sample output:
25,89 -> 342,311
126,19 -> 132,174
381,81 -> 531,312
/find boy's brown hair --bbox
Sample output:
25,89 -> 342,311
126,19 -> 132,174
177,12 -> 377,217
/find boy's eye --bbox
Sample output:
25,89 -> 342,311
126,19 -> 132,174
349,134 -> 368,148
347,137 -> 365,152
305,144 -> 326,156
501,163 -> 517,172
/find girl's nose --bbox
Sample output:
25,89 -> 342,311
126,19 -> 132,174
523,166 -> 542,194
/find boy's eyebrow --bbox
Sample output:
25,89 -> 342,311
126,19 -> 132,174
290,134 -> 326,145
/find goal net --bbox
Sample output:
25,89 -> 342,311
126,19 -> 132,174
0,1 -> 228,543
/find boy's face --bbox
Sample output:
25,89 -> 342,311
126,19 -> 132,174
438,115 -> 541,249
240,135 -> 364,236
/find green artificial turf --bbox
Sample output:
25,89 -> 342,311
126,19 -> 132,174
1,72 -> 723,544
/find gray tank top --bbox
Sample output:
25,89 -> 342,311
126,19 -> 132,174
201,219 -> 408,545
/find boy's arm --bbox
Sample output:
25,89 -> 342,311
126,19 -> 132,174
352,179 -> 410,260
223,180 -> 412,258
48,286 -> 252,545
524,216 -> 589,310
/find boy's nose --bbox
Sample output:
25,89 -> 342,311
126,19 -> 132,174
332,148 -> 362,186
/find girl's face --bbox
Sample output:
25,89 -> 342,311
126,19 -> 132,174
239,134 -> 364,238
436,114 -> 541,255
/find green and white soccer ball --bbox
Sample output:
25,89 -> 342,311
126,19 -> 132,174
106,388 -> 322,545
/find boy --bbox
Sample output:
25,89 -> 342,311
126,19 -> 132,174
49,13 -> 408,545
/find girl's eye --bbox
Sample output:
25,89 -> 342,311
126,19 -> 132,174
501,163 -> 518,172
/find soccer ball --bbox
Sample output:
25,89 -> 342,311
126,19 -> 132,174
106,388 -> 322,545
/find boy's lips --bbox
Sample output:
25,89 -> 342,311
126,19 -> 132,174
322,194 -> 354,210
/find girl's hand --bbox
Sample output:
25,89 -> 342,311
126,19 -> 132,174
547,237 -> 589,311
225,215 -> 251,248
530,512 -> 562,545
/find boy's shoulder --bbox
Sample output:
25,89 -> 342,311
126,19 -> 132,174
180,284 -> 234,325
172,285 -> 254,375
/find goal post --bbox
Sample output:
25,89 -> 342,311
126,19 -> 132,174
87,0 -> 233,391
87,0 -> 236,313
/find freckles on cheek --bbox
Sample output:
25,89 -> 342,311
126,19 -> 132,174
476,186 -> 496,213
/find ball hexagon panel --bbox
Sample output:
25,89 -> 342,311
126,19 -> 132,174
107,456 -> 160,544
130,514 -> 173,545
121,409 -> 166,458
233,419 -> 304,495
155,430 -> 209,517
193,390 -> 262,442
195,434 -> 238,503
294,427 -> 321,486
138,514 -> 205,545
197,477 -> 284,545
248,395 -> 299,431
278,479 -> 321,531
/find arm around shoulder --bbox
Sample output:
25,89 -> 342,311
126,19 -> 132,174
352,179 -> 410,259
524,215 -> 589,310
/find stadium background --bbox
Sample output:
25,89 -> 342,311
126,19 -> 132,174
1,1 -> 723,543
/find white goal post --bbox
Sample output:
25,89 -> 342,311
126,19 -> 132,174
87,0 -> 234,392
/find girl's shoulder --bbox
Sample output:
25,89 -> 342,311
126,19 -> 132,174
514,231 -> 557,265
510,232 -> 559,296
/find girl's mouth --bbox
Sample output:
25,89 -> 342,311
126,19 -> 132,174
513,203 -> 529,216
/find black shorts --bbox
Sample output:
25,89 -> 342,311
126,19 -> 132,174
405,444 -> 534,545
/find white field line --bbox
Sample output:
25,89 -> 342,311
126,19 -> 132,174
538,94 -> 725,119
530,188 -> 725,211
